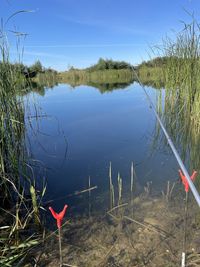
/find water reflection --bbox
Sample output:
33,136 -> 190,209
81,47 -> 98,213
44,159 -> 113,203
79,81 -> 133,93
27,80 -> 134,96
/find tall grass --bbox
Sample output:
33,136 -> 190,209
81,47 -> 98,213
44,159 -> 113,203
0,34 -> 26,200
157,18 -> 200,174
0,24 -> 45,266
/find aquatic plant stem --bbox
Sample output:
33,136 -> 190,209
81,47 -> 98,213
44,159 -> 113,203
130,162 -> 134,200
88,176 -> 91,217
58,227 -> 63,267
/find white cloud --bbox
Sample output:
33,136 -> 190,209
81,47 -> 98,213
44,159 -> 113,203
24,43 -> 145,48
10,50 -> 69,59
58,15 -> 151,36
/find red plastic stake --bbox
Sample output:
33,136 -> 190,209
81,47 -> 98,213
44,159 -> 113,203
49,204 -> 68,229
178,170 -> 197,193
49,205 -> 68,267
178,170 -> 197,267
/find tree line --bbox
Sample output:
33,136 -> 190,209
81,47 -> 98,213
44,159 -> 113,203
67,57 -> 172,73
88,58 -> 134,71
0,60 -> 57,78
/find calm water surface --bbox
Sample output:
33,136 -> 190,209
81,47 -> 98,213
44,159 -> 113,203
26,82 -> 178,211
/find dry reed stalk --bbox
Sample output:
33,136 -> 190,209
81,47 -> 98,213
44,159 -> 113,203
109,162 -> 115,209
88,176 -> 91,217
123,216 -> 167,238
117,172 -> 122,206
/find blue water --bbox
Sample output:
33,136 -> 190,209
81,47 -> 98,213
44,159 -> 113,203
25,82 -> 178,212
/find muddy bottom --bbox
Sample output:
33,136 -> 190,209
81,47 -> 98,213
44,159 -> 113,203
39,189 -> 200,267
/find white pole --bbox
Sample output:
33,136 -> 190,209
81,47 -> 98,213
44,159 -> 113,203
181,252 -> 185,267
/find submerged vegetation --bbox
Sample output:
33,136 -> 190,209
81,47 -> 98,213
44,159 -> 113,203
42,164 -> 200,267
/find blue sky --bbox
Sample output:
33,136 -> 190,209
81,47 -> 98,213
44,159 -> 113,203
1,0 -> 200,71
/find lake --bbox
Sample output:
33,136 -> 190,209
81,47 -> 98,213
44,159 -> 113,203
23,81 -> 200,267
26,82 -> 180,213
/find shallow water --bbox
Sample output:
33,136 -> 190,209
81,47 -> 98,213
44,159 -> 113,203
25,82 -> 179,212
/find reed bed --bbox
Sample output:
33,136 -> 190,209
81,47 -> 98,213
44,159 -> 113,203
34,71 -> 58,89
137,65 -> 164,88
0,26 -> 45,266
59,69 -> 135,87
154,19 -> 200,175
